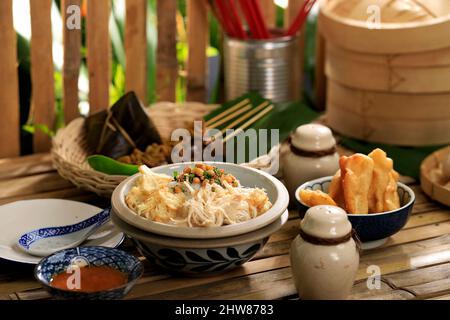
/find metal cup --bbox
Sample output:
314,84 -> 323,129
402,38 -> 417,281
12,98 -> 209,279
224,32 -> 301,103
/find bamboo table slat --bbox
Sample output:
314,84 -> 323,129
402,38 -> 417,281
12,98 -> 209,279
0,153 -> 450,300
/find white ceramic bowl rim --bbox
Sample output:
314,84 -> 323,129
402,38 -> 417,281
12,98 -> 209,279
112,162 -> 289,239
295,176 -> 415,217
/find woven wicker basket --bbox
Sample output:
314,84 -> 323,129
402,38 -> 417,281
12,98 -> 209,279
52,102 -> 217,197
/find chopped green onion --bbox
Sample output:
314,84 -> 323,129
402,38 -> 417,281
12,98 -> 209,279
203,171 -> 213,179
213,167 -> 222,177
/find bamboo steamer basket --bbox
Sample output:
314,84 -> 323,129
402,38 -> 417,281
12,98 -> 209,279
325,47 -> 450,93
320,0 -> 450,146
326,80 -> 450,146
318,0 -> 450,54
421,146 -> 450,206
327,42 -> 450,69
327,80 -> 450,121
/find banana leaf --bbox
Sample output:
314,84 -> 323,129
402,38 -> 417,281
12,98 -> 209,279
203,92 -> 319,163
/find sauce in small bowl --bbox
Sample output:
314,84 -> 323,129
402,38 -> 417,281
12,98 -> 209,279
35,247 -> 143,300
50,265 -> 128,293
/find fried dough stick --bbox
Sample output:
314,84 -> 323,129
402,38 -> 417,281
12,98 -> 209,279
299,189 -> 337,207
340,154 -> 374,214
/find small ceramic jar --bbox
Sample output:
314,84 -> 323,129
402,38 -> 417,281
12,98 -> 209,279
290,205 -> 359,300
281,124 -> 339,199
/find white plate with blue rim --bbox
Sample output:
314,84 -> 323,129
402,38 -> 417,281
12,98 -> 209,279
0,199 -> 124,264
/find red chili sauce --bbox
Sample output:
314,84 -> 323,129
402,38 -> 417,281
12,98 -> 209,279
50,266 -> 127,292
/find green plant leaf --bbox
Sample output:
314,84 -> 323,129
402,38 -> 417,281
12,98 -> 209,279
110,63 -> 126,104
22,123 -> 55,137
110,2 -> 126,67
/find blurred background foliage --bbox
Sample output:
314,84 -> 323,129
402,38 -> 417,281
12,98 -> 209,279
14,0 -> 318,154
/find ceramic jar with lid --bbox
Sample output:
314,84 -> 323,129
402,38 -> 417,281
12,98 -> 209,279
290,205 -> 359,300
282,124 -> 339,199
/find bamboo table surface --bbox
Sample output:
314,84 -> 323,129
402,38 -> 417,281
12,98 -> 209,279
1,152 -> 450,300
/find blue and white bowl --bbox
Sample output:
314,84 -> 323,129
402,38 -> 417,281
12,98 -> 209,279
112,209 -> 288,276
34,246 -> 143,300
295,177 -> 415,248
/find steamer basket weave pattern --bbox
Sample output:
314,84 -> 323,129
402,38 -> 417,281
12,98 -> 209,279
51,102 -> 217,197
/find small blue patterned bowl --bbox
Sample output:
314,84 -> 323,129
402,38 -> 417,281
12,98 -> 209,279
34,246 -> 143,300
295,177 -> 415,248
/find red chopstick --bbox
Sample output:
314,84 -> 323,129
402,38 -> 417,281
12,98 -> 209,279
210,0 -> 269,40
251,0 -> 270,39
215,0 -> 239,37
209,2 -> 226,34
238,0 -> 263,39
228,0 -> 247,39
285,0 -> 317,37
208,0 -> 232,36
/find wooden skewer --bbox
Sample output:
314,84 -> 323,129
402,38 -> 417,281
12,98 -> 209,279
219,101 -> 270,134
207,103 -> 252,129
209,102 -> 272,142
205,98 -> 250,127
223,104 -> 274,143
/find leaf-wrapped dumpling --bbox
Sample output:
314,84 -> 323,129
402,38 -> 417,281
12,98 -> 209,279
85,92 -> 162,159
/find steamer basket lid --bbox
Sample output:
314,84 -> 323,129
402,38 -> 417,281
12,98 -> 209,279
327,0 -> 448,24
